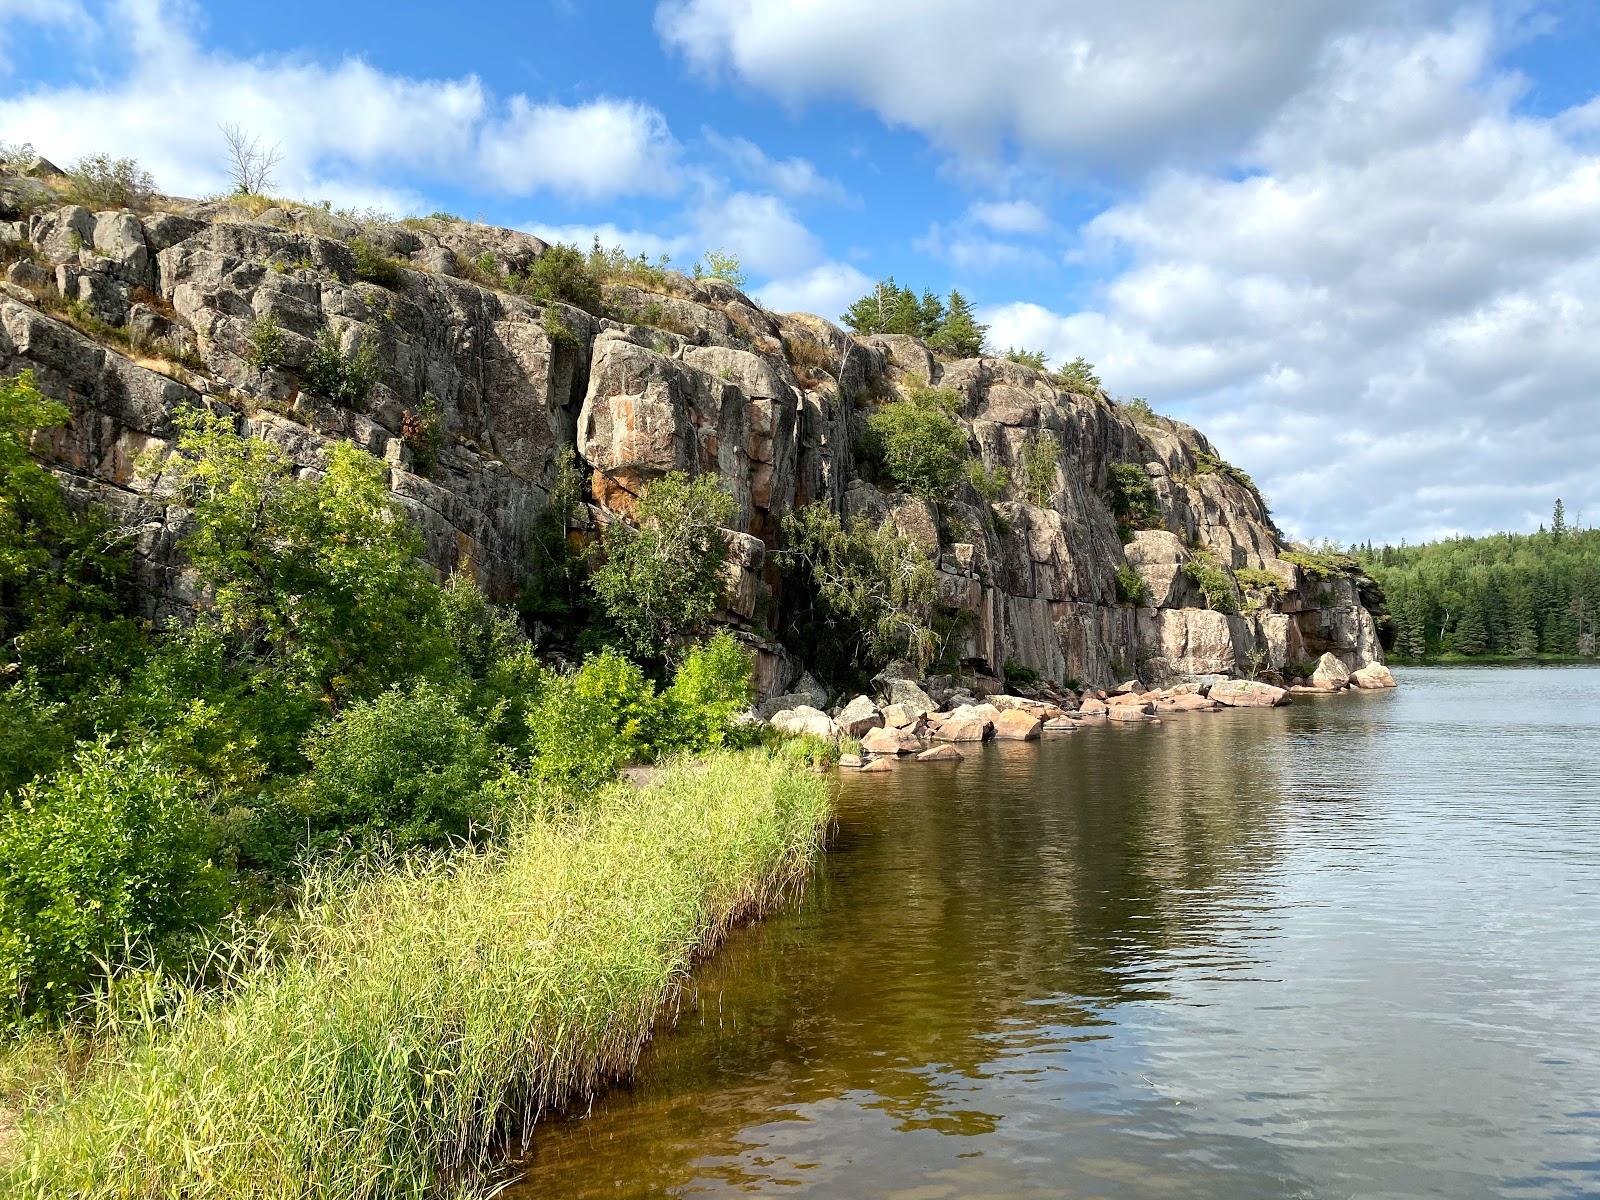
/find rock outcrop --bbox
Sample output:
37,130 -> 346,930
1,191 -> 1388,690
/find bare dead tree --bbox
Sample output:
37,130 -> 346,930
221,123 -> 283,196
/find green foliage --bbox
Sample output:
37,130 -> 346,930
1183,549 -> 1239,615
1018,431 -> 1059,507
965,459 -> 1009,503
525,648 -> 662,792
349,238 -> 403,288
542,308 -> 582,351
1357,525 -> 1600,661
780,504 -> 939,678
1002,347 -> 1048,369
1121,397 -> 1159,425
1003,658 -> 1040,685
293,682 -> 498,856
1283,547 -> 1360,580
1053,356 -> 1101,392
865,387 -> 969,500
169,412 -> 449,702
1106,461 -> 1160,530
1114,562 -> 1149,606
584,238 -> 673,289
244,314 -> 285,369
0,740 -> 228,1022
841,279 -> 988,356
590,472 -> 736,663
520,448 -> 593,638
658,630 -> 754,752
63,153 -> 155,209
400,393 -> 443,471
693,249 -> 747,290
1234,566 -> 1287,599
302,327 -> 379,408
512,242 -> 602,313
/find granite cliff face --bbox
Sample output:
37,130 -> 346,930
0,194 -> 1385,694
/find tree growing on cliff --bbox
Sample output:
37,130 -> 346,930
841,280 -> 987,355
863,387 -> 970,500
927,290 -> 987,357
589,471 -> 737,664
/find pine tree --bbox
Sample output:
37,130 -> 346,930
930,290 -> 987,358
841,278 -> 903,336
1552,497 -> 1567,539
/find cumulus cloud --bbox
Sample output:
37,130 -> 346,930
656,0 -> 1460,173
968,199 -> 1053,236
756,261 -> 874,319
0,0 -> 677,203
703,130 -> 853,204
983,16 -> 1600,543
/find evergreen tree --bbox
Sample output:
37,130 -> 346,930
1552,497 -> 1567,539
929,290 -> 987,357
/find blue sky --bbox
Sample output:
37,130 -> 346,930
3,0 -> 1599,545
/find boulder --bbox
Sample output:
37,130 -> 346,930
794,671 -> 829,709
1351,662 -> 1397,689
859,758 -> 897,773
1077,697 -> 1109,717
933,717 -> 988,742
861,725 -> 921,755
880,677 -> 936,717
835,694 -> 883,737
838,753 -> 863,768
992,709 -> 1042,740
1108,702 -> 1155,722
916,744 -> 964,762
1311,652 -> 1351,691
1109,679 -> 1145,696
881,703 -> 918,729
1209,680 -> 1289,708
1042,717 -> 1078,732
1106,692 -> 1147,707
1158,693 -> 1216,712
756,691 -> 820,722
769,706 -> 840,738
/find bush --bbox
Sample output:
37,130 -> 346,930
294,682 -> 498,856
1053,356 -> 1101,392
513,243 -> 602,313
244,315 -> 285,369
1283,547 -> 1360,580
400,393 -> 443,471
1183,550 -> 1238,614
302,328 -> 379,408
866,387 -> 969,500
1003,658 -> 1040,685
542,308 -> 582,351
1107,461 -> 1160,530
1019,431 -> 1059,506
1114,563 -> 1149,606
1002,347 -> 1048,369
693,249 -> 746,290
1121,397 -> 1159,425
63,153 -> 155,210
0,740 -> 228,1023
659,631 -> 754,751
965,459 -> 1009,502
349,238 -> 403,288
590,472 -> 737,663
526,649 -> 662,793
1234,566 -> 1287,598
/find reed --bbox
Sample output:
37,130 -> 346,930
6,749 -> 831,1199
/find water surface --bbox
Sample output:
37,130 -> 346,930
514,667 -> 1600,1198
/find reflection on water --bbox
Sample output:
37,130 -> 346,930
512,667 -> 1600,1199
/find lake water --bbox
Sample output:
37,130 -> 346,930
513,666 -> 1600,1199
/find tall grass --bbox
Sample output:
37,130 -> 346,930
6,749 -> 831,1199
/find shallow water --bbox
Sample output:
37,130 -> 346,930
512,667 -> 1600,1199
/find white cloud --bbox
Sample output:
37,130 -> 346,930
691,190 -> 820,277
703,130 -> 852,204
521,222 -> 693,263
0,0 -> 88,75
656,0 -> 1459,173
756,260 -> 874,319
968,199 -> 1052,235
0,0 -> 677,203
982,16 -> 1600,543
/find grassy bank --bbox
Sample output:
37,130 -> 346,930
4,748 -> 830,1199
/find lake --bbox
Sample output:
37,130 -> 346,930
512,666 -> 1600,1198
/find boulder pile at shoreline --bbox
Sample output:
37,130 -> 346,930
762,655 -> 1398,770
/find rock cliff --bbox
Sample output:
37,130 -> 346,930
0,191 -> 1385,694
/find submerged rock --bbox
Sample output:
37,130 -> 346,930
916,744 -> 964,762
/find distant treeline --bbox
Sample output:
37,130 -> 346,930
1354,508 -> 1599,661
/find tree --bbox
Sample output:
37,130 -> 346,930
693,249 -> 747,290
220,123 -> 283,196
864,387 -> 970,500
589,471 -> 737,663
929,289 -> 987,357
1552,497 -> 1567,539
168,410 -> 450,702
1055,356 -> 1101,391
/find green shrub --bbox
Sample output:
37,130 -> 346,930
400,393 -> 443,471
526,649 -> 662,793
1114,562 -> 1149,605
1183,549 -> 1238,614
302,328 -> 379,408
542,308 -> 582,351
965,459 -> 1009,502
1107,461 -> 1160,529
63,153 -> 155,209
1003,658 -> 1040,685
659,630 -> 754,751
0,740 -> 228,1023
1002,347 -> 1048,369
1052,356 -> 1101,391
693,249 -> 746,290
1019,431 -> 1059,506
0,679 -> 74,794
1121,397 -> 1159,425
866,387 -> 969,499
590,472 -> 737,663
294,682 -> 498,856
513,243 -> 602,313
349,238 -> 402,288
1234,566 -> 1287,598
244,315 -> 285,369
1283,547 -> 1360,580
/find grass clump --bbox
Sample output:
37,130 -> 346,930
1018,431 -> 1059,507
1234,566 -> 1287,599
6,749 -> 831,1200
349,237 -> 403,288
965,459 -> 1009,502
62,154 -> 155,210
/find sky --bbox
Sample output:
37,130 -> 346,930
2,0 -> 1597,546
